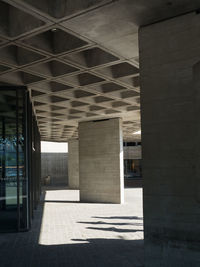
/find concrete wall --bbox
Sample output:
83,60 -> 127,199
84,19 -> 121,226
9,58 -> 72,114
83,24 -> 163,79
79,118 -> 124,204
68,140 -> 79,189
123,145 -> 142,159
41,153 -> 68,186
140,12 -> 200,267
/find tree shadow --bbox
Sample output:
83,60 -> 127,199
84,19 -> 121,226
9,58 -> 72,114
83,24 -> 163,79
92,216 -> 143,220
86,226 -> 143,233
77,221 -> 143,226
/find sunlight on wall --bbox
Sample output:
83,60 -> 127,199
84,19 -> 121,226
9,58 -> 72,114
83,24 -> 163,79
41,141 -> 68,153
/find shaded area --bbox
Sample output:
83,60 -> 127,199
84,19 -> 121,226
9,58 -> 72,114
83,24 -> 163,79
0,235 -> 144,267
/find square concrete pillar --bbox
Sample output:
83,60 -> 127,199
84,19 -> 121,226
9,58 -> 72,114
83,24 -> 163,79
68,139 -> 79,189
139,13 -> 200,267
79,118 -> 124,204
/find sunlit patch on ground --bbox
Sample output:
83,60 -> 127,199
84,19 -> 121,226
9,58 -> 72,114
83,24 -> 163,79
39,188 -> 143,246
0,188 -> 144,267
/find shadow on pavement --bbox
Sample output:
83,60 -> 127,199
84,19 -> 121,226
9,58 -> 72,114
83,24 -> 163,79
77,221 -> 143,226
92,216 -> 143,220
0,189 -> 144,267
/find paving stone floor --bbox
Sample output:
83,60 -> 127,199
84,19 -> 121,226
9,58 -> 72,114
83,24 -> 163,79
0,188 -> 144,267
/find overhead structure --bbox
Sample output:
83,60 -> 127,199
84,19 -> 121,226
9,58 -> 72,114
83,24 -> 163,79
0,0 -> 143,142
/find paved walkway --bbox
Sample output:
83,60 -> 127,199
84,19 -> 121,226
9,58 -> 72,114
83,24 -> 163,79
0,188 -> 144,267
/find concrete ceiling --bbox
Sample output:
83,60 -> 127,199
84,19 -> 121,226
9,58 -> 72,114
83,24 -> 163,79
0,0 -> 199,141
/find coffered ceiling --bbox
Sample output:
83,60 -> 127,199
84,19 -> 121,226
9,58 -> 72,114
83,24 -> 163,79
0,0 -> 199,141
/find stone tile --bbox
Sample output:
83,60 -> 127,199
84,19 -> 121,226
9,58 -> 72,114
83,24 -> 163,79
0,188 -> 144,267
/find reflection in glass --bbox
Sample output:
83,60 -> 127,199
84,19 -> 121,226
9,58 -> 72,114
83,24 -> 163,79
0,87 -> 41,232
0,89 -> 27,231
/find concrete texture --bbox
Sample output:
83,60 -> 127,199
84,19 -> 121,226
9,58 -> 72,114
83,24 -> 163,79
41,153 -> 68,186
79,118 -> 124,204
139,12 -> 200,267
0,0 -> 142,142
0,187 -> 144,267
124,145 -> 142,160
0,1 -> 200,143
23,0 -> 111,19
2,2 -> 200,266
68,139 -> 79,189
194,61 -> 200,204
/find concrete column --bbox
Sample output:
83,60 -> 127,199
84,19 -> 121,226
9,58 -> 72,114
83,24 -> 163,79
139,13 -> 200,266
79,118 -> 124,204
68,140 -> 79,189
194,62 -> 200,204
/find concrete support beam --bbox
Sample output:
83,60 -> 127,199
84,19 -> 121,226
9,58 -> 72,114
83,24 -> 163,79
139,13 -> 200,266
79,118 -> 124,204
68,140 -> 79,189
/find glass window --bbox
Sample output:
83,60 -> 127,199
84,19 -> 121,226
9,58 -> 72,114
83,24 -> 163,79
124,159 -> 142,179
0,88 -> 28,232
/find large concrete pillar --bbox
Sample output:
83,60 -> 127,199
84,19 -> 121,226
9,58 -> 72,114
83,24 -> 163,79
139,13 -> 200,266
79,118 -> 124,204
68,140 -> 79,189
194,62 -> 200,204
